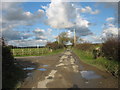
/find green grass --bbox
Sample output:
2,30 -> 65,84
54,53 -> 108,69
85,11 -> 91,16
40,49 -> 65,56
12,48 -> 64,57
73,48 -> 119,77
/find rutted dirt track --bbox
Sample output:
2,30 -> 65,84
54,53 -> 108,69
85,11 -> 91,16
15,50 -> 118,88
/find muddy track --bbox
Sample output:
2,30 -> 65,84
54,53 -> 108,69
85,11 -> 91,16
15,50 -> 118,88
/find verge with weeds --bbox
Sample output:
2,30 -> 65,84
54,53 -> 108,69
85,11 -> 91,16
73,48 -> 119,78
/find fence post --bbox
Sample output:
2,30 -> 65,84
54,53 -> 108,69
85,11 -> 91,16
42,48 -> 43,55
12,49 -> 15,56
37,48 -> 38,55
22,48 -> 24,55
38,48 -> 40,55
30,48 -> 31,55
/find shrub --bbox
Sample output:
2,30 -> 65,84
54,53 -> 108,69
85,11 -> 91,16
2,46 -> 14,66
2,38 -> 25,88
102,37 -> 119,61
46,42 -> 64,50
75,43 -> 94,51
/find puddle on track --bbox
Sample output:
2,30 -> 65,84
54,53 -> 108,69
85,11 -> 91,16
79,65 -> 84,70
23,67 -> 35,70
37,68 -> 47,71
80,70 -> 102,80
27,72 -> 32,76
43,65 -> 49,67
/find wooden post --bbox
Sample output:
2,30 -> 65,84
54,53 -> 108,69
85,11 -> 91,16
38,48 -> 39,55
12,49 -> 15,56
22,48 -> 24,55
37,45 -> 39,55
58,35 -> 60,44
74,29 -> 76,46
42,48 -> 43,55
58,29 -> 60,44
30,48 -> 31,55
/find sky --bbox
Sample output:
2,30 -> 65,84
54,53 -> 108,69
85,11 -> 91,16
1,0 -> 119,47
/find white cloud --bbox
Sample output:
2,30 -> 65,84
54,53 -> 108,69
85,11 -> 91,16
2,2 -> 46,45
2,1 -> 101,46
33,28 -> 52,40
41,6 -> 48,10
106,17 -> 115,22
81,35 -> 102,43
33,28 -> 45,35
2,28 -> 33,41
44,0 -> 92,36
24,11 -> 33,16
47,28 -> 53,35
102,27 -> 118,38
4,27 -> 53,46
36,36 -> 47,40
8,39 -> 47,47
38,9 -> 44,14
68,15 -> 93,36
108,24 -> 115,27
22,33 -> 33,39
66,30 -> 73,38
75,15 -> 89,28
79,6 -> 99,14
102,17 -> 118,38
2,2 -> 45,32
2,29 -> 22,41
45,1 -> 76,29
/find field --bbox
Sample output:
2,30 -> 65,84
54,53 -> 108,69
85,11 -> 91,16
11,48 -> 64,56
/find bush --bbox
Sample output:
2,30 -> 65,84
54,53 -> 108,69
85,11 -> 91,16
75,43 -> 94,51
2,38 -> 25,89
2,46 -> 14,67
46,42 -> 64,50
102,37 -> 119,61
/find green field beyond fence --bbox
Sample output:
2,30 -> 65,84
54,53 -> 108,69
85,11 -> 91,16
12,48 -> 49,56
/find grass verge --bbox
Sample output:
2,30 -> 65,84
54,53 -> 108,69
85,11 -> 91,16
73,48 -> 119,77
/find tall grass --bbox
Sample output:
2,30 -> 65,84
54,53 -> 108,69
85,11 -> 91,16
73,48 -> 119,77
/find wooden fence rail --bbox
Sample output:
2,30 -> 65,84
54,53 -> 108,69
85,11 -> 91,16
11,47 -> 49,56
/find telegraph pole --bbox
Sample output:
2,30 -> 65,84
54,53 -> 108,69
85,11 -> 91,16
74,29 -> 76,46
58,35 -> 60,44
58,29 -> 60,44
